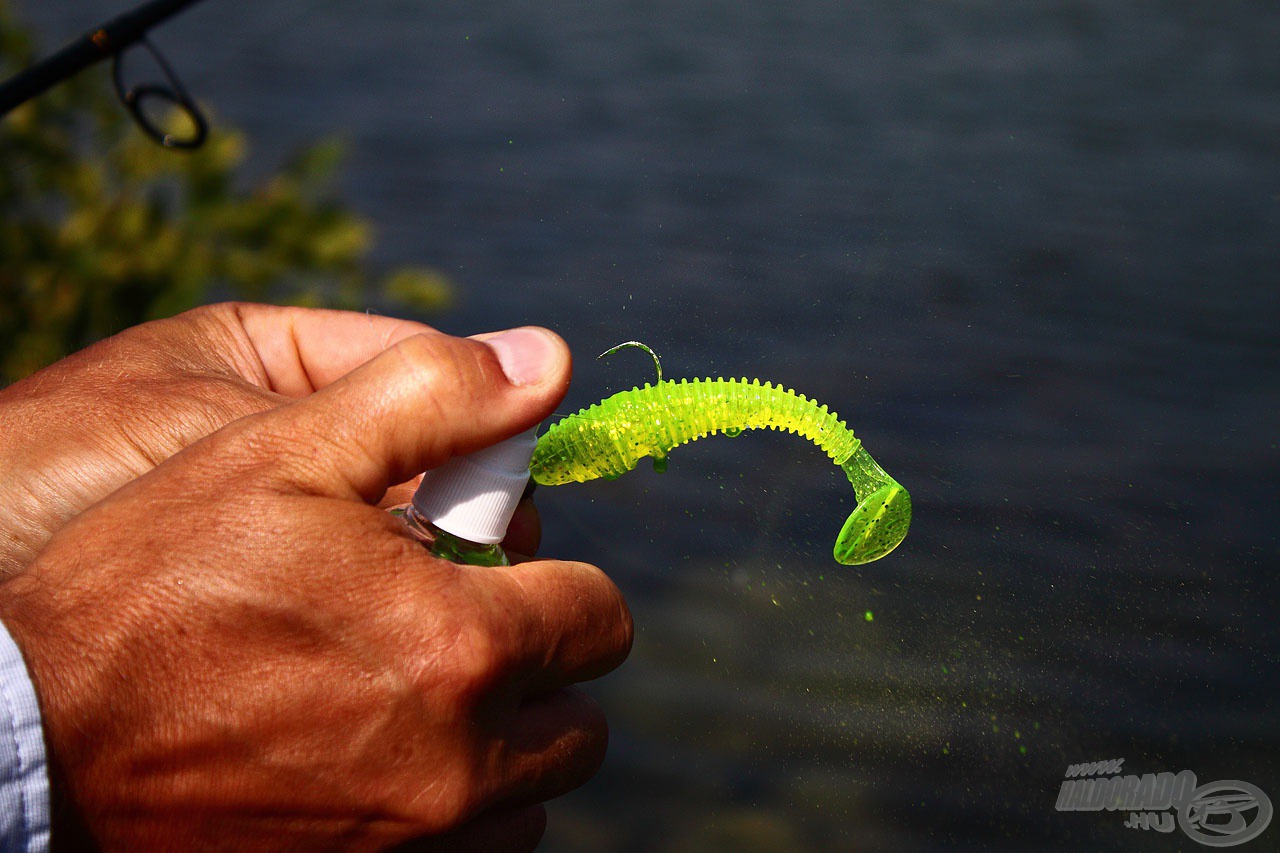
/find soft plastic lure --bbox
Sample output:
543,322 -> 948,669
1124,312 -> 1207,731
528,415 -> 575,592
529,342 -> 911,565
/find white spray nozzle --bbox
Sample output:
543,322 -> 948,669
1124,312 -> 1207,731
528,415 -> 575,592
410,427 -> 538,545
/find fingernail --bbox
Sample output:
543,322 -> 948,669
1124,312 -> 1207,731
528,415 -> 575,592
487,328 -> 557,387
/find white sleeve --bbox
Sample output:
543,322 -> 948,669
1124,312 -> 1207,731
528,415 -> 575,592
0,620 -> 49,853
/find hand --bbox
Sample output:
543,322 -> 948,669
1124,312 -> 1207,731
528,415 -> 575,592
0,303 -> 539,575
0,327 -> 632,849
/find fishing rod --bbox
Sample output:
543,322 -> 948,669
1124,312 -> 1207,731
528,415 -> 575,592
0,0 -> 211,148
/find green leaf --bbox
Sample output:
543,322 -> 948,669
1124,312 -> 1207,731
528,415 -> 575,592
0,0 -> 452,385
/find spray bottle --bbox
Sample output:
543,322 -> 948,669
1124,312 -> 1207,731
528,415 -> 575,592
391,427 -> 537,567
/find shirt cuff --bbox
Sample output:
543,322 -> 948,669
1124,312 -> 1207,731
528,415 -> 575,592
0,618 -> 50,853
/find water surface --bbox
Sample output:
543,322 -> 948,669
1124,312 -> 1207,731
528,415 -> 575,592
16,1 -> 1280,849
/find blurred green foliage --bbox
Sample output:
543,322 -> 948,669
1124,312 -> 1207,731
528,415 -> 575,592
0,1 -> 450,383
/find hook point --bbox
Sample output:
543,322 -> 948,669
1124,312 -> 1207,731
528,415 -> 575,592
597,340 -> 663,384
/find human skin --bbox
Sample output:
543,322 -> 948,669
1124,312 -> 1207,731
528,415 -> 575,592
0,303 -> 541,577
0,305 -> 632,849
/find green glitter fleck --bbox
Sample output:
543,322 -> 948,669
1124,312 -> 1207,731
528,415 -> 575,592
864,610 -> 874,622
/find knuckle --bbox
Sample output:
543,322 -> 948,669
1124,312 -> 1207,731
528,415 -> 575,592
570,560 -> 634,665
584,565 -> 633,648
193,409 -> 313,490
613,593 -> 635,664
208,410 -> 291,462
393,752 -> 487,833
578,707 -> 610,778
390,332 -> 496,399
565,687 -> 610,757
439,613 -> 512,703
388,332 -> 455,381
423,768 -> 488,831
537,688 -> 610,797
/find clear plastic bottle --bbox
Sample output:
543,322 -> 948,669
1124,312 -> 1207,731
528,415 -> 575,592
390,427 -> 538,567
394,504 -> 511,566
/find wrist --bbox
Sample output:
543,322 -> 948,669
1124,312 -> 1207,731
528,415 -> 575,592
0,571 -> 98,849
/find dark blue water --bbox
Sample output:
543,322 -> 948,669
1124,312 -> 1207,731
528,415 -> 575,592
16,2 -> 1280,849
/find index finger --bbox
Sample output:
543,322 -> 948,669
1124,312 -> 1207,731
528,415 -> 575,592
229,302 -> 440,396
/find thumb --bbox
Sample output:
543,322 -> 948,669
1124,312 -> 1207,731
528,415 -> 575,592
213,327 -> 569,503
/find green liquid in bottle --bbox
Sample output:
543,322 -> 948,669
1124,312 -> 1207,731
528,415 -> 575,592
390,504 -> 509,567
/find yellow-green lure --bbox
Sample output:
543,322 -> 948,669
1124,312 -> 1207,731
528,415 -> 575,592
529,342 -> 911,565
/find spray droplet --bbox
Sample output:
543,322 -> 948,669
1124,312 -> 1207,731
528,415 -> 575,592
652,454 -> 668,473
723,426 -> 743,438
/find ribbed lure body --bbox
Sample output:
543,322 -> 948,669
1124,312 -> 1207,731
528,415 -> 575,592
530,378 -> 911,565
